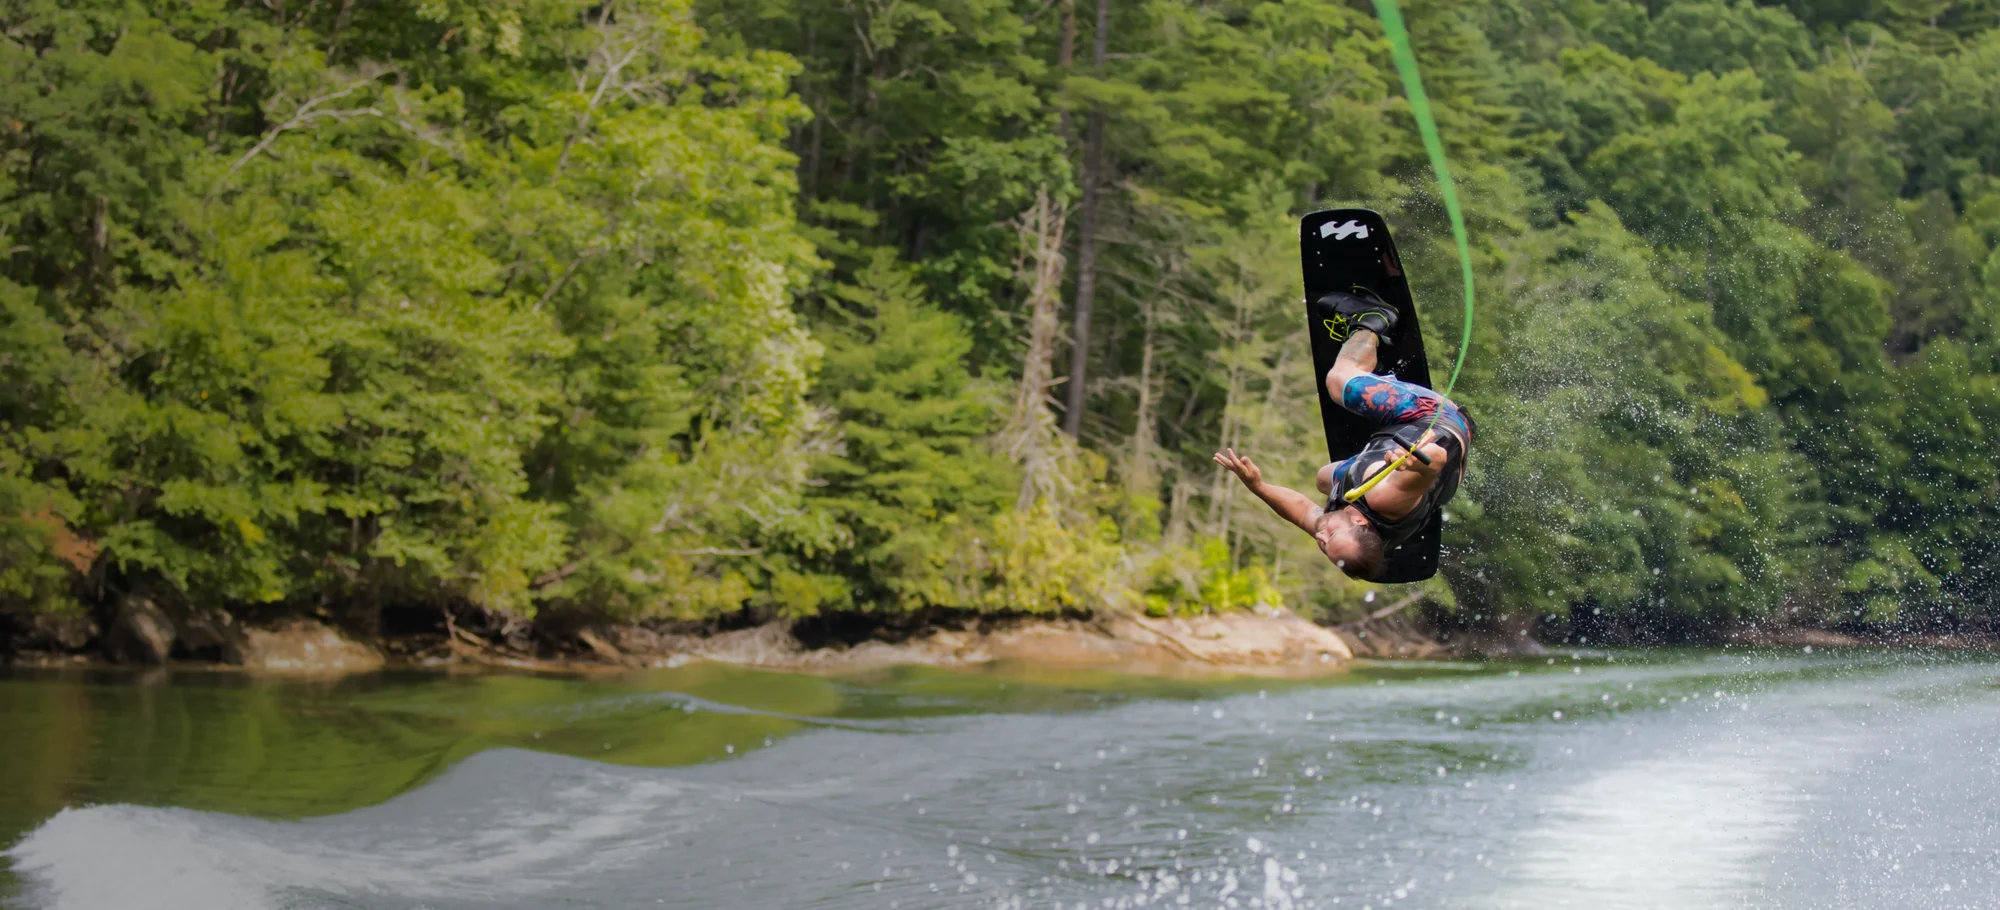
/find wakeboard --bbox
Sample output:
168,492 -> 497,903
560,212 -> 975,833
1300,208 -> 1439,583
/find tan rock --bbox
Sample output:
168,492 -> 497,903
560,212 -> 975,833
986,619 -> 1170,665
240,619 -> 383,674
634,607 -> 1356,676
974,608 -> 1351,671
697,621 -> 804,665
1119,608 -> 1355,665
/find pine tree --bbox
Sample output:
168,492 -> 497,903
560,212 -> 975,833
802,251 -> 1018,611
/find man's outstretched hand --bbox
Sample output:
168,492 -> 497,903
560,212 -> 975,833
1213,448 -> 1263,487
1214,447 -> 1322,535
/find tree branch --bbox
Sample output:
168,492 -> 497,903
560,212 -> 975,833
532,560 -> 585,588
533,249 -> 599,312
224,75 -> 386,181
1335,592 -> 1425,630
555,19 -> 650,173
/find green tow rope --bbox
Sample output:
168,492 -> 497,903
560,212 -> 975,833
1341,0 -> 1477,505
1374,0 -> 1474,395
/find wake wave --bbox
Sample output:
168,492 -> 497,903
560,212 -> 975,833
8,750 -> 720,910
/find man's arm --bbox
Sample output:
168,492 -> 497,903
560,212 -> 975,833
1359,440 -> 1451,520
1213,448 -> 1322,534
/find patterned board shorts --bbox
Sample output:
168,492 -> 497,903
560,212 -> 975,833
1340,373 -> 1474,441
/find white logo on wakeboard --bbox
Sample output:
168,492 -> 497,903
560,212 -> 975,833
1320,220 -> 1370,240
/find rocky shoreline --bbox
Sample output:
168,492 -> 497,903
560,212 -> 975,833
3,599 -> 1396,677
7,598 -> 1992,677
584,607 -> 1367,674
5,600 -> 391,674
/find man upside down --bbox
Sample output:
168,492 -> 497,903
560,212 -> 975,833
1212,291 -> 1473,582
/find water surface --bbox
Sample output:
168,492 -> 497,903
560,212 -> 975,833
3,650 -> 1997,909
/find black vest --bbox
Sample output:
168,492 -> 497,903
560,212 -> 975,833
1330,421 -> 1468,550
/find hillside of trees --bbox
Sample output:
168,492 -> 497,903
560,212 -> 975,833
2,0 -> 1996,642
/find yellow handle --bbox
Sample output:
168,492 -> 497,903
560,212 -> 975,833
1340,430 -> 1434,503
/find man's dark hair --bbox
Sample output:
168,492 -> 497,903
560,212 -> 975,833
1340,523 -> 1388,581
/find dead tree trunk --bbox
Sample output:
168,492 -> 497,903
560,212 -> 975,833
1127,297 -> 1160,497
1006,188 -> 1075,510
1208,293 -> 1248,546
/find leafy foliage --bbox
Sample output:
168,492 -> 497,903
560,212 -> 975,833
4,0 -> 1998,636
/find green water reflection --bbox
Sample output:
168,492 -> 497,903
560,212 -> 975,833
7,648 -> 1995,909
9,651 -> 1780,905
0,660 -> 1392,856
0,650 -> 1852,853
2,665 -> 811,848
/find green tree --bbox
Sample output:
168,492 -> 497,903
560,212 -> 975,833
798,251 -> 1017,612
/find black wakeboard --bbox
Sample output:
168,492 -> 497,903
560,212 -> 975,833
1300,208 -> 1439,583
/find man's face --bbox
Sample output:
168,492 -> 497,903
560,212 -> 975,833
1315,510 -> 1365,569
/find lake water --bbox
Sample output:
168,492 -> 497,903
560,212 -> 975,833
3,649 -> 1997,909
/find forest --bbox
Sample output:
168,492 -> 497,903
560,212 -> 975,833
0,0 -> 1995,641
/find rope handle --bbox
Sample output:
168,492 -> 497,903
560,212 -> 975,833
1341,429 -> 1436,504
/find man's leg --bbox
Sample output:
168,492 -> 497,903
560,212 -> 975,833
1323,329 -> 1381,402
1326,330 -> 1442,428
1322,328 -> 1472,459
